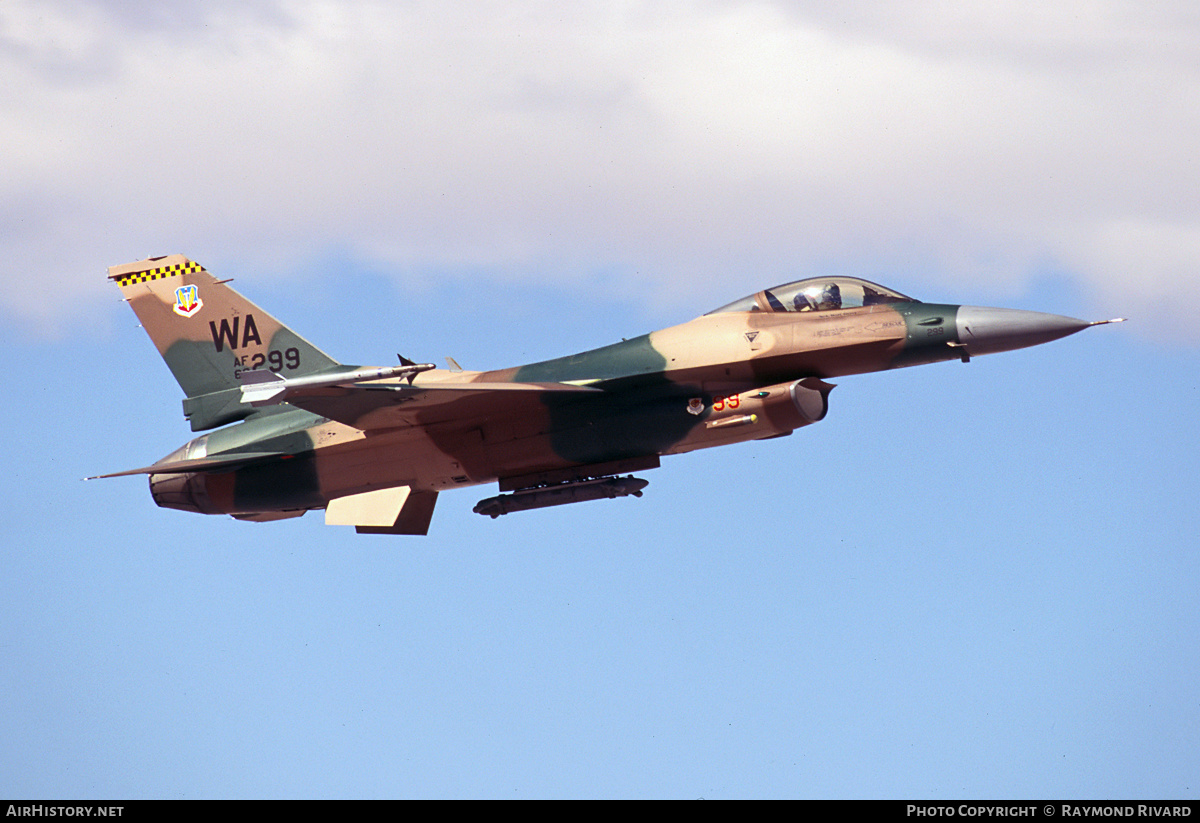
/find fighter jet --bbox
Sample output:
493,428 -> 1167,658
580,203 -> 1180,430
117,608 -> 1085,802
93,254 -> 1122,534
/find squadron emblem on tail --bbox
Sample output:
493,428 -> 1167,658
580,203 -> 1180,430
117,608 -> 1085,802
172,284 -> 203,317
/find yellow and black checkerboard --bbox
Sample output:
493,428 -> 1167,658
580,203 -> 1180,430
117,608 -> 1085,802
113,260 -> 205,287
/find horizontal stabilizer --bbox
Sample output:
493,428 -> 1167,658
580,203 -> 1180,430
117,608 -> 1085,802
87,451 -> 282,480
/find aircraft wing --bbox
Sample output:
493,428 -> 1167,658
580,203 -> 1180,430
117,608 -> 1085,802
90,379 -> 602,478
276,380 -> 600,431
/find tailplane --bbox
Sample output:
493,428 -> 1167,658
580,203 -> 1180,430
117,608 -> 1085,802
109,255 -> 341,430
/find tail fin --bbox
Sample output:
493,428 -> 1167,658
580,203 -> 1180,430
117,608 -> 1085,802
109,254 -> 341,430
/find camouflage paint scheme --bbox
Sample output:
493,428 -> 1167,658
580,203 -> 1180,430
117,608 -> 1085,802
98,255 -> 1119,534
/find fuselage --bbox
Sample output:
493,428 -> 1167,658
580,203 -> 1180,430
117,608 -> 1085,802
148,293 -> 1098,519
100,257 -> 1117,532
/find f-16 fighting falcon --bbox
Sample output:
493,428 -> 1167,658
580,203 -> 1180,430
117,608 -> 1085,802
93,255 -> 1122,535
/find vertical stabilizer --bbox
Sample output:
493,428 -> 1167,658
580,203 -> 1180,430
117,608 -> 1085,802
109,255 -> 340,430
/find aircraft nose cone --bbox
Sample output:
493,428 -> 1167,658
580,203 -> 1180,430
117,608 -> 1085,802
955,306 -> 1095,356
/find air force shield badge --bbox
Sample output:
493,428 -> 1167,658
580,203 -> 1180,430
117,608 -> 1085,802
172,284 -> 203,317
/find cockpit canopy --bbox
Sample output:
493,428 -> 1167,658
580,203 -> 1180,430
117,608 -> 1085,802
707,277 -> 917,314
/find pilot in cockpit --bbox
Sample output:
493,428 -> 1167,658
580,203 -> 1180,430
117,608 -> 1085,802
794,282 -> 842,311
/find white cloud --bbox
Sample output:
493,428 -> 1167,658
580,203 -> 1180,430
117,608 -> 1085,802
2,0 -> 1198,340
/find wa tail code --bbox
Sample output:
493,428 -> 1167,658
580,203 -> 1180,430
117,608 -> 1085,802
209,313 -> 262,351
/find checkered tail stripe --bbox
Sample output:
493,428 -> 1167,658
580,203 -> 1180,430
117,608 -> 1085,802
113,261 -> 205,287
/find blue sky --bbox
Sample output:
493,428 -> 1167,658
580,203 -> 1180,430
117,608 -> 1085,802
2,0 -> 1198,799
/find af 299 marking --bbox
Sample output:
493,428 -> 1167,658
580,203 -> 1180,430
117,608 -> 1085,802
232,347 -> 301,377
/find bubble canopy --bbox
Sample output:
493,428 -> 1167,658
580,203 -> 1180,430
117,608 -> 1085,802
706,277 -> 918,315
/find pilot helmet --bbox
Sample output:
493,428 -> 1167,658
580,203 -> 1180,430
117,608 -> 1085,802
816,282 -> 841,310
799,283 -> 842,311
